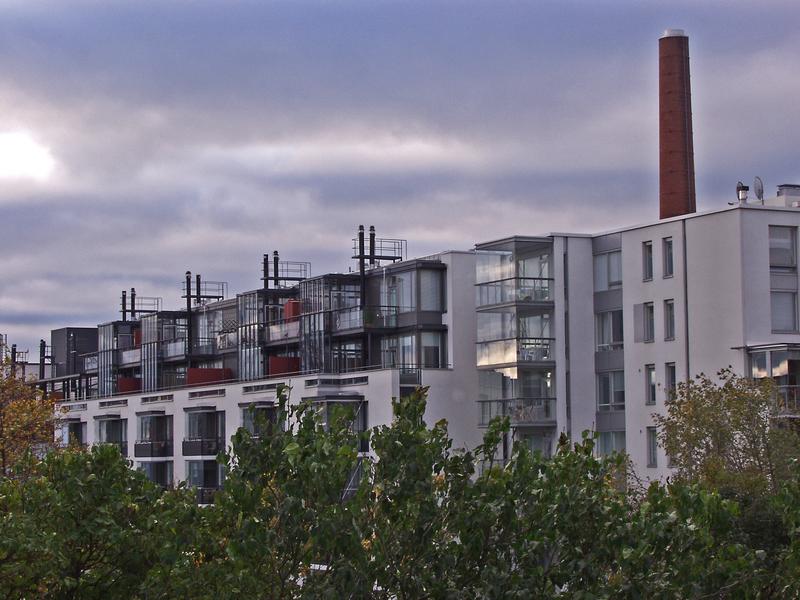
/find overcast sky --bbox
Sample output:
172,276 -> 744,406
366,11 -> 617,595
1,0 -> 799,354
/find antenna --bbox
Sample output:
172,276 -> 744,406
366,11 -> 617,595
754,176 -> 764,204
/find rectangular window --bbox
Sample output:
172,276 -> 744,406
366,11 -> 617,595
771,291 -> 798,332
664,299 -> 675,340
769,226 -> 796,269
647,427 -> 658,468
643,302 -> 655,342
597,431 -> 626,457
665,362 -> 676,399
419,270 -> 443,311
663,237 -> 674,277
645,364 -> 656,405
597,370 -> 625,411
642,241 -> 653,281
596,310 -> 624,351
593,251 -> 622,291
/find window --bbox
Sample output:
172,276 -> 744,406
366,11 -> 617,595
421,331 -> 444,368
642,241 -> 653,280
186,411 -> 224,441
665,363 -> 676,398
242,405 -> 277,437
663,237 -> 674,277
771,291 -> 798,332
597,371 -> 625,411
598,431 -> 626,457
644,302 -> 655,342
419,270 -> 443,311
647,427 -> 658,468
664,299 -> 675,340
138,461 -> 173,487
593,251 -> 622,291
645,364 -> 656,405
596,310 -> 623,351
769,226 -> 796,269
137,415 -> 172,442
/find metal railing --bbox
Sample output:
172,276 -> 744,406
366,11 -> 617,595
476,277 -> 554,307
478,398 -> 557,427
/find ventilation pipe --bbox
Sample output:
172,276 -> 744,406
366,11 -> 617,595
130,288 -> 137,320
121,290 -> 127,322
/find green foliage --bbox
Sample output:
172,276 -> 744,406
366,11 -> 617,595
2,384 -> 800,598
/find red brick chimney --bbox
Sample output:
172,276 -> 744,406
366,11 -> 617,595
659,29 -> 696,219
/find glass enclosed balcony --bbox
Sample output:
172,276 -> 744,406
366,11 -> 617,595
477,337 -> 554,367
267,320 -> 300,342
476,277 -> 553,307
478,397 -> 557,427
331,305 -> 399,332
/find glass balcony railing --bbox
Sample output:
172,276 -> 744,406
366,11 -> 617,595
478,397 -> 557,427
777,386 -> 800,415
476,337 -> 554,366
82,353 -> 98,372
266,320 -> 300,342
476,277 -> 553,307
332,306 -> 399,332
119,348 -> 141,365
161,339 -> 186,358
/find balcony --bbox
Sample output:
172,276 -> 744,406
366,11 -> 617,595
182,438 -> 224,456
777,386 -> 800,416
134,440 -> 173,457
196,487 -> 218,505
476,277 -> 554,308
161,339 -> 187,359
477,337 -> 554,367
266,320 -> 300,342
332,306 -> 398,332
98,441 -> 128,457
82,353 -> 98,372
478,398 -> 557,427
118,348 -> 141,366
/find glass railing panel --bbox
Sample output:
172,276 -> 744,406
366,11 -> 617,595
777,386 -> 800,415
119,348 -> 141,364
476,278 -> 553,307
476,338 -> 554,366
477,398 -> 557,426
267,320 -> 300,341
162,340 -> 186,358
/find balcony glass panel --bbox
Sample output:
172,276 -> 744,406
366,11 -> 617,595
477,338 -> 553,366
478,398 -> 557,426
119,348 -> 141,364
476,278 -> 553,307
162,339 -> 186,358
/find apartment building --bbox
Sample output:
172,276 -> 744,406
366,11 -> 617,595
475,185 -> 800,478
36,228 -> 481,499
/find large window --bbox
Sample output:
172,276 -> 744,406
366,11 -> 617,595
186,411 -> 224,441
596,310 -> 623,351
242,404 -> 278,438
419,270 -> 443,311
594,251 -> 622,291
645,364 -> 656,405
382,271 -> 415,313
598,371 -> 625,411
421,332 -> 444,368
647,427 -> 658,468
771,291 -> 798,332
138,461 -> 173,487
664,299 -> 675,340
642,241 -> 653,281
138,415 -> 172,442
598,431 -> 626,457
663,237 -> 674,277
769,226 -> 796,269
644,302 -> 655,342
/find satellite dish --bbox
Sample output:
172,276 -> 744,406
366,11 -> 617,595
754,176 -> 764,203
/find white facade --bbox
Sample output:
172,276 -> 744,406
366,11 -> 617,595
480,198 -> 800,480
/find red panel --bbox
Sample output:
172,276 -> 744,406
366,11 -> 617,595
268,356 -> 300,376
117,377 -> 142,393
186,368 -> 234,386
284,299 -> 302,322
133,328 -> 142,348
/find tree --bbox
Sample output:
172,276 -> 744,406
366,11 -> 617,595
0,444 -> 173,599
654,368 -> 800,495
0,359 -> 61,477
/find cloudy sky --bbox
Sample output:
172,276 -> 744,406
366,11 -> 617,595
1,0 -> 798,354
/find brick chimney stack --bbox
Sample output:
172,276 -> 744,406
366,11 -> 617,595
659,29 -> 696,219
